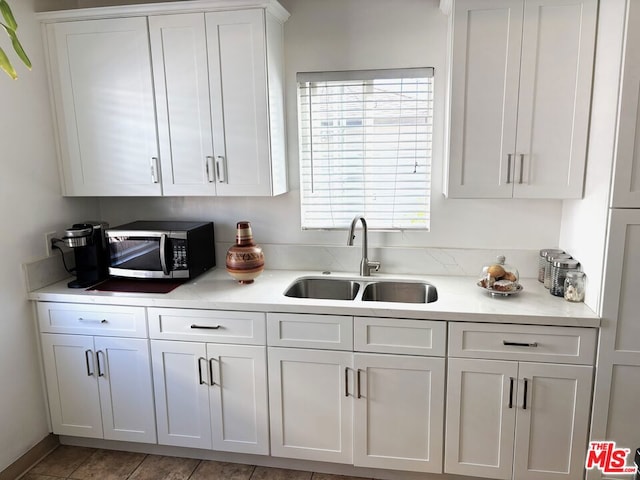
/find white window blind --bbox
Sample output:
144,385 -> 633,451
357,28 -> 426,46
297,68 -> 433,230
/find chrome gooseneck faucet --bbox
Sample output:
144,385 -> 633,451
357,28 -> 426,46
347,216 -> 381,276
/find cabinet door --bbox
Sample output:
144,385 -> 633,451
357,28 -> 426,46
46,18 -> 160,196
447,0 -> 523,198
353,354 -> 445,473
611,0 -> 640,207
206,9 -> 273,196
445,358 -> 518,479
513,0 -> 597,199
151,340 -> 212,449
149,13 -> 217,196
268,347 -> 353,464
94,337 -> 156,443
40,334 -> 102,438
207,344 -> 269,455
514,362 -> 593,480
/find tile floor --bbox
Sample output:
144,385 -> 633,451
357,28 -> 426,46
22,446 -> 372,480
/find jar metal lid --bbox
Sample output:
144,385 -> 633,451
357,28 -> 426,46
540,248 -> 564,257
552,258 -> 580,268
547,252 -> 571,261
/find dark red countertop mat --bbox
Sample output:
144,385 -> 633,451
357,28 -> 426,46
88,278 -> 187,294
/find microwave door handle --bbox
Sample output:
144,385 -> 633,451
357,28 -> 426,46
159,234 -> 170,276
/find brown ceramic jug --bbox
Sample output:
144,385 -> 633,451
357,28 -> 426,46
226,221 -> 265,284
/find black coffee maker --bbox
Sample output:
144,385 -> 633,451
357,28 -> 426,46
60,222 -> 109,288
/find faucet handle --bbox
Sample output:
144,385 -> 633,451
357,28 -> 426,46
368,261 -> 381,272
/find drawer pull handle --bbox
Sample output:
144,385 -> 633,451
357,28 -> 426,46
190,324 -> 222,330
79,318 -> 108,324
503,340 -> 538,348
523,378 -> 529,410
85,349 -> 94,376
508,377 -> 514,408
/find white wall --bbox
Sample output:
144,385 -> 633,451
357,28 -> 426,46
0,0 -> 99,470
98,0 -> 564,252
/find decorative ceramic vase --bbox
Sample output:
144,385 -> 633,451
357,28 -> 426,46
226,221 -> 265,284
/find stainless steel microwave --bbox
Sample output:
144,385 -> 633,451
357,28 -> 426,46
105,221 -> 215,279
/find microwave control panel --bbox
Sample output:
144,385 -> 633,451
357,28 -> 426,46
171,239 -> 188,270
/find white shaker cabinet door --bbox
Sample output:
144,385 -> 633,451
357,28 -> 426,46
149,13 -> 217,196
206,9 -> 273,196
151,340 -> 212,449
445,358 -> 518,480
268,347 -> 353,464
513,0 -> 597,199
353,353 -> 445,473
446,0 -> 523,198
207,344 -> 269,455
40,334 -> 103,438
94,337 -> 156,443
513,362 -> 593,480
46,18 -> 161,196
611,0 -> 640,207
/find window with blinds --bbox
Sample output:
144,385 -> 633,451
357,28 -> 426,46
297,68 -> 433,230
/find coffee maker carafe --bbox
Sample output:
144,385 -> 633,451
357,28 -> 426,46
60,222 -> 109,288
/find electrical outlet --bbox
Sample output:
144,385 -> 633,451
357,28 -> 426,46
45,231 -> 57,257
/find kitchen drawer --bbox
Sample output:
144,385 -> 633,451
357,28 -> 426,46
37,302 -> 147,337
448,322 -> 597,365
354,317 -> 446,356
148,308 -> 265,344
267,313 -> 352,351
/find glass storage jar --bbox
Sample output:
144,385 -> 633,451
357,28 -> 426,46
564,271 -> 586,302
550,258 -> 580,297
538,249 -> 564,283
544,252 -> 571,289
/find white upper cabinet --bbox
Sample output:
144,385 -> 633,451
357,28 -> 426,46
611,0 -> 640,207
45,17 -> 161,196
445,0 -> 597,199
41,1 -> 288,197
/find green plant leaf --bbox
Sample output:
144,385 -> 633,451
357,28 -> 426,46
0,1 -> 17,31
0,45 -> 17,79
6,27 -> 30,68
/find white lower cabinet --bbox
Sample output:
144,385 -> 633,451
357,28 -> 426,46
268,347 -> 353,464
151,339 -> 269,454
445,323 -> 596,480
149,308 -> 269,454
353,353 -> 445,473
267,314 -> 446,473
40,333 -> 156,442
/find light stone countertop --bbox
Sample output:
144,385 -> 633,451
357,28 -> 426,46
27,268 -> 600,328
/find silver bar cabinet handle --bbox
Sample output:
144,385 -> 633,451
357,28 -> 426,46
506,154 -> 513,184
508,377 -> 514,408
205,156 -> 214,183
85,349 -> 94,376
215,156 -> 226,183
96,350 -> 105,377
150,157 -> 160,184
519,153 -> 525,184
190,324 -> 222,330
523,378 -> 529,410
503,340 -> 538,348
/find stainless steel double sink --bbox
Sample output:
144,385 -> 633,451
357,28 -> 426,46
284,276 -> 438,304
